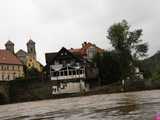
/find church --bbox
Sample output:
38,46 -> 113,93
5,39 -> 43,72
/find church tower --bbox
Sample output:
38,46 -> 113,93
5,40 -> 15,54
27,39 -> 36,59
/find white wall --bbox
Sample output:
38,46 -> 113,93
52,80 -> 86,94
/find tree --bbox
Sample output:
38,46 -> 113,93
93,51 -> 122,85
26,67 -> 41,81
107,20 -> 148,80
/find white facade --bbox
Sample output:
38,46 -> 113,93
52,80 -> 86,94
50,66 -> 87,94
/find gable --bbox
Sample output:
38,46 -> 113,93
46,47 -> 83,65
16,49 -> 27,57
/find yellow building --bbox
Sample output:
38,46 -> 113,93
26,55 -> 43,72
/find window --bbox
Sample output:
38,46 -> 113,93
69,70 -> 72,75
2,74 -> 4,80
8,75 -> 10,80
64,71 -> 67,76
28,64 -> 31,67
80,70 -> 83,74
13,72 -> 16,79
53,71 -> 59,76
73,70 -> 76,75
7,66 -> 9,70
60,71 -> 64,76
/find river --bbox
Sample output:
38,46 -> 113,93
0,90 -> 160,120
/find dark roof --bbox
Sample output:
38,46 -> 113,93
0,49 -> 22,65
5,40 -> 14,45
45,47 -> 84,65
16,49 -> 27,55
27,39 -> 35,45
45,52 -> 57,64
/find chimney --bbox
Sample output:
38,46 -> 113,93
82,41 -> 87,48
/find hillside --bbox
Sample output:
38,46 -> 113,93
140,51 -> 160,78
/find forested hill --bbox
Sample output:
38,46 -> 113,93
140,51 -> 160,78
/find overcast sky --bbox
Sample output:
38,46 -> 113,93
0,0 -> 160,65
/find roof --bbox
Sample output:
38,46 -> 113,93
69,48 -> 81,53
5,40 -> 14,45
81,42 -> 104,54
0,49 -> 22,65
45,47 -> 84,65
27,39 -> 35,45
69,42 -> 104,57
45,52 -> 57,64
16,49 -> 27,55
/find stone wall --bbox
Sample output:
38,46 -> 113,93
9,80 -> 54,103
0,81 -> 10,104
9,80 -> 86,103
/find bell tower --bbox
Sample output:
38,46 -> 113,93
5,40 -> 15,54
26,39 -> 36,59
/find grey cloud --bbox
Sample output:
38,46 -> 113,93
0,0 -> 160,64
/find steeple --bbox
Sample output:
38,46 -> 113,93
26,38 -> 36,59
5,40 -> 15,54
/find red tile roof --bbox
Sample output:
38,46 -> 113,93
0,49 -> 22,65
69,48 -> 81,53
69,42 -> 104,57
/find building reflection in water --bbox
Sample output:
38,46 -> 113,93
117,94 -> 140,115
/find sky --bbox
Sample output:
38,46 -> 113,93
0,0 -> 160,65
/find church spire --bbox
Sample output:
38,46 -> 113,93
26,38 -> 36,59
5,40 -> 15,54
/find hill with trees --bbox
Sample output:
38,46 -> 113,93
140,51 -> 160,80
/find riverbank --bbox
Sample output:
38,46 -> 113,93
7,79 -> 160,105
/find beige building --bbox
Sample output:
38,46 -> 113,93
0,50 -> 24,81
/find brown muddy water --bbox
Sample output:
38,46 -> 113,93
0,90 -> 160,120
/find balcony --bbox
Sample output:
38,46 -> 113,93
50,68 -> 85,80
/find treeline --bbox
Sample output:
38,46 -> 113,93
140,51 -> 160,80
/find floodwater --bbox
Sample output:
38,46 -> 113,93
0,90 -> 160,120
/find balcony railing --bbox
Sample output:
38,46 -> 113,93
50,68 -> 85,80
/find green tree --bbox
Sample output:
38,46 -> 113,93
26,67 -> 41,81
107,20 -> 148,80
93,51 -> 122,85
